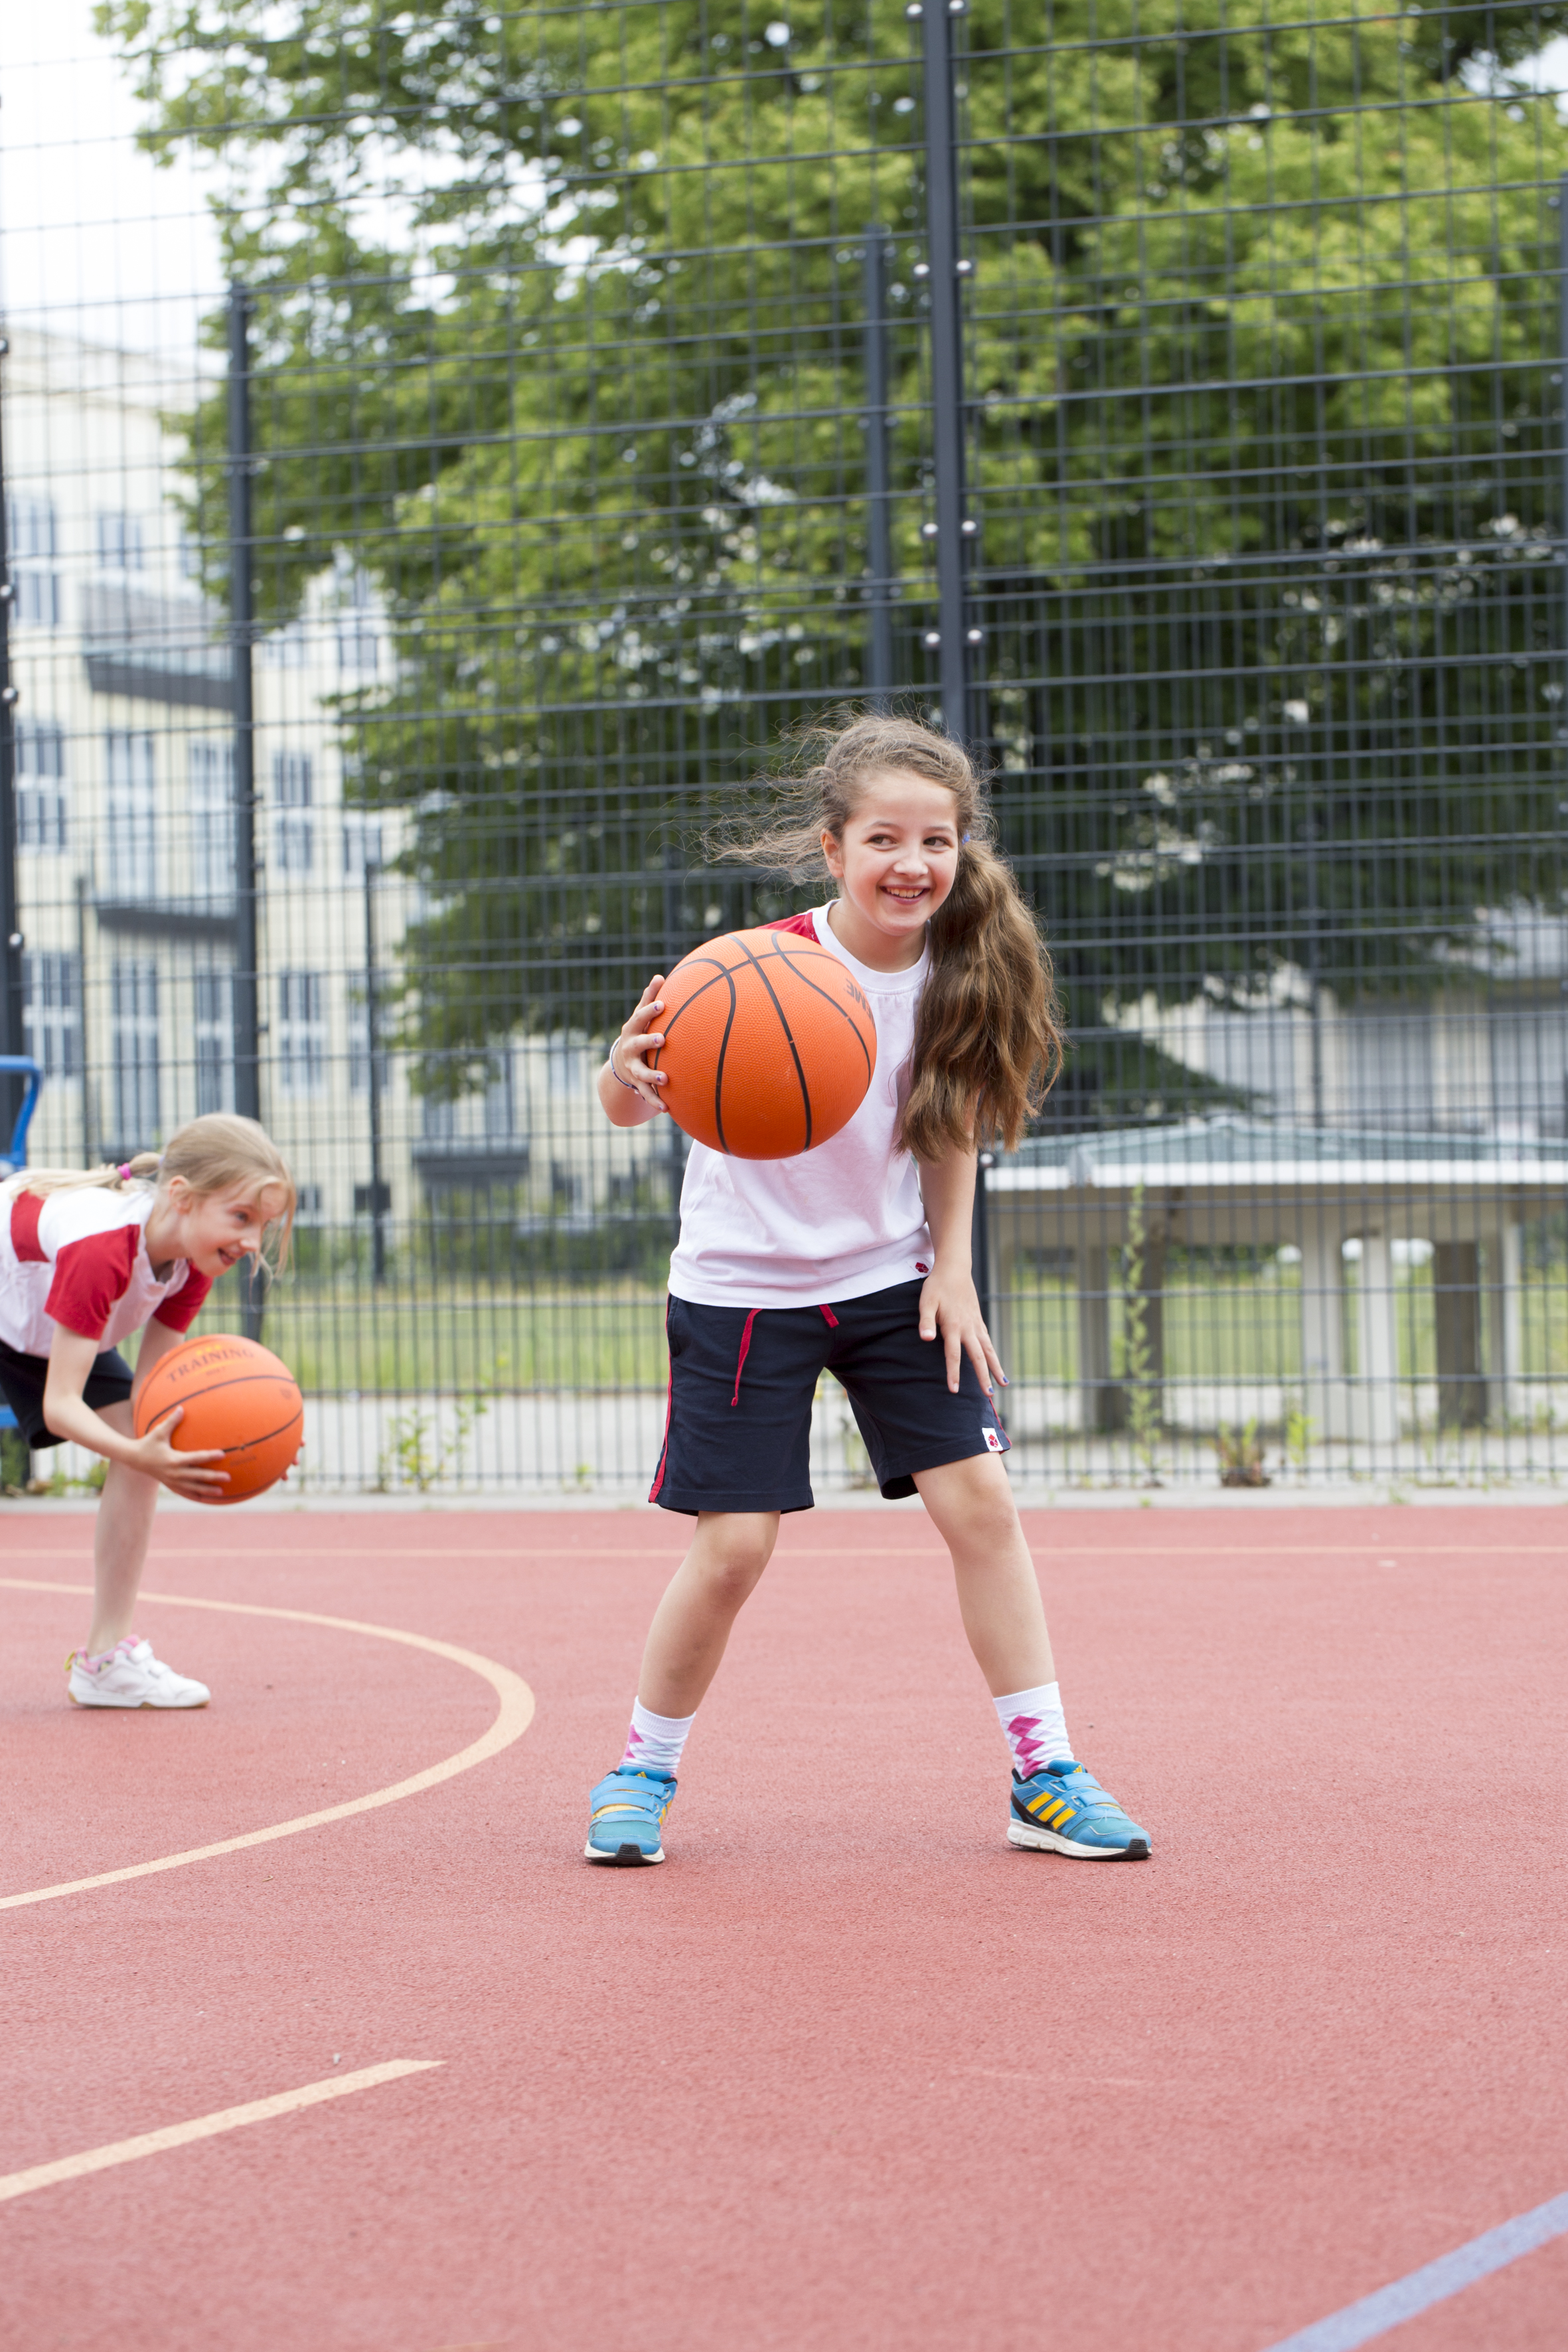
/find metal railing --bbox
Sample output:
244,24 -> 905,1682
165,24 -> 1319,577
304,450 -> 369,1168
5,0 -> 1568,1492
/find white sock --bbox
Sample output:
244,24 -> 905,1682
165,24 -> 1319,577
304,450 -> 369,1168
619,1698 -> 695,1778
993,1682 -> 1072,1779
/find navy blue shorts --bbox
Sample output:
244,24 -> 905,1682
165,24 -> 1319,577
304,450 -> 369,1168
650,1277 -> 1010,1515
0,1338 -> 135,1449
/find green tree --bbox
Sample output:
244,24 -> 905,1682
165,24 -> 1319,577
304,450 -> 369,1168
102,0 -> 1568,1110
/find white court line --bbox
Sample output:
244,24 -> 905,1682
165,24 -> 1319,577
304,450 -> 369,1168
0,2061 -> 441,2205
4,1541 -> 1550,1559
0,1580 -> 534,1911
1263,2189 -> 1568,2350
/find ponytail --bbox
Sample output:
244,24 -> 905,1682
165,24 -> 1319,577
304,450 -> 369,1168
13,1115 -> 297,1274
906,835 -> 1061,1158
714,708 -> 1063,1156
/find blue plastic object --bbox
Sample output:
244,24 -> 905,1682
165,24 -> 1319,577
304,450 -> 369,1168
0,1058 -> 44,1436
0,1056 -> 42,1179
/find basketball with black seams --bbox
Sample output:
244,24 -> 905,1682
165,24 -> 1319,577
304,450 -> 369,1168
133,1334 -> 305,1505
646,926 -> 878,1158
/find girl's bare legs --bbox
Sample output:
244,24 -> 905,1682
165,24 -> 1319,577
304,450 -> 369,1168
637,1510 -> 780,1719
913,1452 -> 1055,1693
84,1400 -> 159,1655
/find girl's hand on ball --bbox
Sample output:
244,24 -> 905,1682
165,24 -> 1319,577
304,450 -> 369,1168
917,1267 -> 1007,1398
611,975 -> 671,1110
133,1406 -> 231,1498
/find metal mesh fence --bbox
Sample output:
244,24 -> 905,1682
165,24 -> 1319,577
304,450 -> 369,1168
5,0 -> 1568,1492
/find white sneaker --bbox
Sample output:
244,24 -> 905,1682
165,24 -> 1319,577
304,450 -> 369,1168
67,1636 -> 210,1709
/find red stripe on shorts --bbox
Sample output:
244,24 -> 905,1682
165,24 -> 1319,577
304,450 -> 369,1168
649,1361 -> 675,1502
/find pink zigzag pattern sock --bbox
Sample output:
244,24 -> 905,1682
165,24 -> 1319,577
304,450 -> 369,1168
993,1682 -> 1071,1778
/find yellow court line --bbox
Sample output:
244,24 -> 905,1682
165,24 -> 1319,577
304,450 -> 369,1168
0,1580 -> 534,1912
0,2061 -> 441,2205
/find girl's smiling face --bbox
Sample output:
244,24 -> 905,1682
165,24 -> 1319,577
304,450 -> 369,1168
149,1180 -> 287,1281
822,770 -> 961,970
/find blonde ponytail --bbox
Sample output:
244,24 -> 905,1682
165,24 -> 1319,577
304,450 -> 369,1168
15,1115 -> 297,1273
13,1151 -> 163,1196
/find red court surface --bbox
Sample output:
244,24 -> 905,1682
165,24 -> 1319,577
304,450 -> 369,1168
3,1502 -> 1566,2352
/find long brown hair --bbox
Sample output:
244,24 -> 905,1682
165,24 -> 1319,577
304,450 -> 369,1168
712,712 -> 1063,1156
13,1115 -> 298,1274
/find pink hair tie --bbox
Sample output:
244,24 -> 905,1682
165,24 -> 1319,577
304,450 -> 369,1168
118,1164 -> 132,1181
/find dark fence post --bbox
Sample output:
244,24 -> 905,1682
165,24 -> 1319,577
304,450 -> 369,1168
1560,173 -> 1568,546
973,1146 -> 993,1330
364,858 -> 388,1286
863,224 -> 896,706
227,285 -> 265,1338
917,0 -> 974,742
0,331 -> 25,1141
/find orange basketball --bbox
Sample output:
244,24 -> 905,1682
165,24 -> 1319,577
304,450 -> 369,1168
646,925 -> 878,1158
133,1333 -> 304,1506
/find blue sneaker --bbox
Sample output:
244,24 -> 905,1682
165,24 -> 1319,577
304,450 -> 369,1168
584,1766 -> 676,1865
1008,1759 -> 1150,1859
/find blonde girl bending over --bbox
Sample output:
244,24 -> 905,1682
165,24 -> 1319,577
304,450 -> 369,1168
585,713 -> 1151,1866
0,1114 -> 296,1707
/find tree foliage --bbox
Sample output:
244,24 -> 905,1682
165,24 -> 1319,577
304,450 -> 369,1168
102,0 -> 1568,1111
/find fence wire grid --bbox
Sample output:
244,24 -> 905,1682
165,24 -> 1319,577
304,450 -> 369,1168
6,0 -> 1568,1494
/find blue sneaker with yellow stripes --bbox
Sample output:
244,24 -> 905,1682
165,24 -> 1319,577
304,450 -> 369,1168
584,1766 -> 676,1865
1008,1759 -> 1150,1859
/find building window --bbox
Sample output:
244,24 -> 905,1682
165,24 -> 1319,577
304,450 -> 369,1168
342,814 -> 384,876
277,971 -> 327,1095
336,568 -> 380,675
295,1183 -> 327,1225
15,722 -> 68,852
112,962 -> 160,1147
23,951 -> 81,1079
348,1001 -> 389,1095
96,510 -> 146,572
7,495 -> 61,627
485,1051 -> 516,1138
272,750 -> 314,874
188,739 -> 235,905
337,623 -> 380,676
193,970 -> 234,1115
105,732 -> 157,901
421,1085 -> 458,1142
262,621 -> 311,668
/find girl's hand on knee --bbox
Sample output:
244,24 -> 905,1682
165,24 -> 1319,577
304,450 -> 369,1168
131,1407 -> 230,1498
917,1268 -> 1007,1397
607,975 -> 671,1111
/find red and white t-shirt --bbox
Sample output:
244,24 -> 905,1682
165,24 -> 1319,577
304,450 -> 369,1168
666,903 -> 935,1309
0,1182 -> 212,1358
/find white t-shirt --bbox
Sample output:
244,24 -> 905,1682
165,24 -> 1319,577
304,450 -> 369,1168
666,904 -> 935,1308
0,1181 -> 210,1358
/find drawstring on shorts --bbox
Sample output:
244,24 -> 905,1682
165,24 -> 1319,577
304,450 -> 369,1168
729,1302 -> 840,1406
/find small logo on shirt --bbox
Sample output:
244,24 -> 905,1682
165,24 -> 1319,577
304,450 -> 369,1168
982,1427 -> 1005,1452
915,1261 -> 929,1275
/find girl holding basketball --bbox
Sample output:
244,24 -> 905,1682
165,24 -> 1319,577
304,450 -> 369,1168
0,1113 -> 296,1707
587,713 -> 1150,1865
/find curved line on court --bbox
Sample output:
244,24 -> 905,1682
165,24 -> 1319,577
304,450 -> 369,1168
0,1577 -> 534,1912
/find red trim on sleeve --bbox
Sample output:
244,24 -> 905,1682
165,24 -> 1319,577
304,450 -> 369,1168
45,1227 -> 140,1342
151,1269 -> 213,1334
766,913 -> 818,939
9,1191 -> 45,1263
